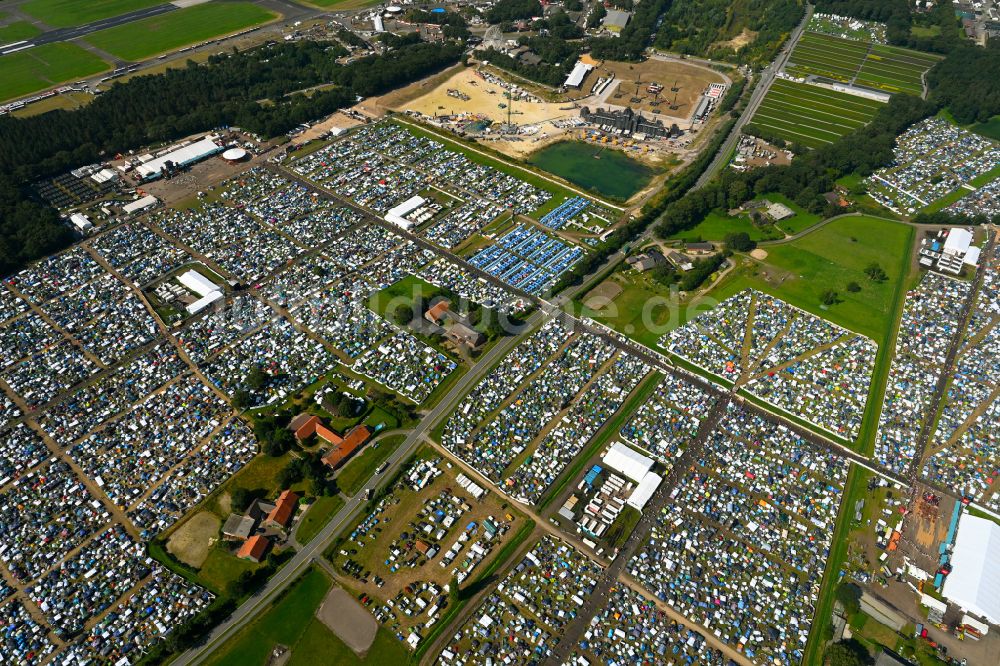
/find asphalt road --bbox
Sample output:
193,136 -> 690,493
174,305 -> 549,665
693,4 -> 814,188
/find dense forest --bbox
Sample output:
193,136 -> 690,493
486,0 -> 543,23
0,38 -> 463,274
480,36 -> 581,87
653,0 -> 804,65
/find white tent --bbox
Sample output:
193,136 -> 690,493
178,269 -> 220,298
942,514 -> 1000,625
385,195 -> 425,231
627,472 -> 661,511
942,227 -> 972,257
602,442 -> 653,483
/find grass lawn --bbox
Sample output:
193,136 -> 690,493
197,546 -> 264,595
803,465 -> 867,665
204,451 -> 298,519
288,617 -> 408,665
0,42 -> 109,102
706,215 -> 913,340
296,495 -> 346,545
336,434 -> 406,496
762,192 -> 823,235
971,115 -> 1000,141
669,210 -> 783,243
0,21 -> 41,43
85,2 -> 277,61
20,0 -> 162,27
206,567 -> 332,666
10,90 -> 93,116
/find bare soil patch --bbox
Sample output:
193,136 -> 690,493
166,511 -> 220,567
316,586 -> 378,655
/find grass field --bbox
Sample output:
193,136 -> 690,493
784,31 -> 940,97
855,44 -> 938,96
0,21 -> 42,44
704,215 -> 913,340
336,434 -> 406,496
672,210 -> 783,243
296,495 -> 346,545
20,0 -> 163,28
972,115 -> 1000,141
205,566 -> 408,666
0,42 -> 109,102
84,2 -> 276,61
748,79 -> 884,149
785,32 -> 869,82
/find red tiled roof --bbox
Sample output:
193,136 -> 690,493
292,415 -> 321,441
321,425 -> 372,469
237,534 -> 270,562
266,490 -> 300,527
315,423 -> 343,445
425,300 -> 451,322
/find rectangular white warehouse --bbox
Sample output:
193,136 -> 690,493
602,442 -> 654,483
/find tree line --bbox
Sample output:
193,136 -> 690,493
0,39 -> 463,275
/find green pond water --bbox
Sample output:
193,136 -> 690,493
528,141 -> 656,200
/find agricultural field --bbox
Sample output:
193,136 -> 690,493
784,31 -> 940,97
747,78 -> 884,148
84,2 -> 277,61
19,0 -> 163,28
0,42 -> 109,102
855,44 -> 940,96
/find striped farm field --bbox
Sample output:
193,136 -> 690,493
783,31 -> 941,96
785,32 -> 868,83
747,79 -> 884,149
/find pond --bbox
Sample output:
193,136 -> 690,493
528,141 -> 656,201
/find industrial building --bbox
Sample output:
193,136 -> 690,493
580,106 -> 677,138
941,513 -> 1000,625
135,136 -> 224,182
564,61 -> 594,89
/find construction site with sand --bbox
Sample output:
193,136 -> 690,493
375,57 -> 733,168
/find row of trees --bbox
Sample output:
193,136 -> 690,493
656,93 -> 937,240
